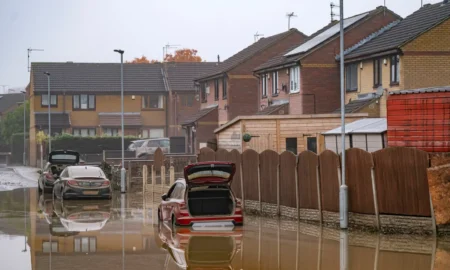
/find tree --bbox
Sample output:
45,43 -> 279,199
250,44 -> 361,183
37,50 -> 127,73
127,56 -> 159,63
0,101 -> 29,144
164,49 -> 202,62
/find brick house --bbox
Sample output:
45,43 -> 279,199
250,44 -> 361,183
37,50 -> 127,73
253,6 -> 401,115
164,62 -> 217,137
338,1 -> 450,117
184,28 -> 308,153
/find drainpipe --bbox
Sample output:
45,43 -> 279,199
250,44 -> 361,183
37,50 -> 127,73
161,67 -> 170,137
174,92 -> 178,136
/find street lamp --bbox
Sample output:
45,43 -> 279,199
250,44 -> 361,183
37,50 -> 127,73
44,72 -> 51,153
338,0 -> 348,230
114,49 -> 126,193
21,91 -> 26,166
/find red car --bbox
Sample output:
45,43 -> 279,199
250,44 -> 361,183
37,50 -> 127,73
158,162 -> 243,227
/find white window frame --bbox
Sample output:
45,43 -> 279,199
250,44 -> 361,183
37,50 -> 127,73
103,128 -> 119,136
289,66 -> 300,93
272,71 -> 279,95
141,128 -> 164,138
41,94 -> 57,106
142,95 -> 164,109
262,74 -> 268,97
73,128 -> 96,137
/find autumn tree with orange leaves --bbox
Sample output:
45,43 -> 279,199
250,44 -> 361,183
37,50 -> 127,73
164,49 -> 202,62
127,56 -> 159,63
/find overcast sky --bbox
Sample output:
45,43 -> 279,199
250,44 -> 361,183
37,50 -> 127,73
0,0 -> 442,89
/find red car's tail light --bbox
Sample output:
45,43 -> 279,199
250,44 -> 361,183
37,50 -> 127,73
45,173 -> 54,181
67,180 -> 79,186
179,203 -> 190,216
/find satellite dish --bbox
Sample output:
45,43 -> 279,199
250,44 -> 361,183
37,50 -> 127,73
376,86 -> 384,96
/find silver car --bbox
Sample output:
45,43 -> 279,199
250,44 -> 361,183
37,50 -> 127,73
136,138 -> 170,158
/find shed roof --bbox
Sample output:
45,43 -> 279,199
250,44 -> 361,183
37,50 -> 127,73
389,86 -> 450,95
345,2 -> 450,60
215,113 -> 368,133
255,102 -> 289,115
332,97 -> 379,113
323,118 -> 386,135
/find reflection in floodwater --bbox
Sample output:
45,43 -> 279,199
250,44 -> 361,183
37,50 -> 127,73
0,188 -> 449,269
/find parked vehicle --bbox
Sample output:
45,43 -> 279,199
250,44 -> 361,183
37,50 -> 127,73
157,221 -> 242,269
158,162 -> 243,228
136,138 -> 170,158
127,140 -> 146,151
53,165 -> 112,200
38,150 -> 80,193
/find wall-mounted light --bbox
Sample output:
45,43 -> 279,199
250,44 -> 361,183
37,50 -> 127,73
360,62 -> 363,69
383,59 -> 387,65
132,95 -> 136,100
286,68 -> 289,75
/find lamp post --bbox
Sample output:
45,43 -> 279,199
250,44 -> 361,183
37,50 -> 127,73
44,72 -> 51,153
21,91 -> 26,166
338,0 -> 348,229
114,49 -> 126,193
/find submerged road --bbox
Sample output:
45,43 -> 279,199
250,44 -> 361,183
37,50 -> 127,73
0,167 -> 448,269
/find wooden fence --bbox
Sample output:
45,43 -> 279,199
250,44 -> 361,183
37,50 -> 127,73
198,146 -> 433,224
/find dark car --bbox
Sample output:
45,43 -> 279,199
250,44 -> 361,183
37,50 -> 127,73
38,150 -> 80,193
158,162 -> 243,228
53,165 -> 112,200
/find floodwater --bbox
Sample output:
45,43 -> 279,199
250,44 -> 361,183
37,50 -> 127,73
0,187 -> 449,270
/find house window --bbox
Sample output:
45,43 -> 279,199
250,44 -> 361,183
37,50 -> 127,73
289,66 -> 300,93
390,55 -> 400,85
222,78 -> 227,99
261,74 -> 268,98
142,95 -> 164,109
373,59 -> 382,87
41,94 -> 57,107
272,71 -> 279,95
74,237 -> 96,253
103,128 -> 119,136
42,241 -> 58,253
73,128 -> 96,137
200,83 -> 207,103
307,137 -> 317,154
142,128 -> 164,138
345,64 -> 358,92
181,95 -> 194,107
43,128 -> 63,136
73,94 -> 95,110
286,138 -> 297,155
214,79 -> 219,101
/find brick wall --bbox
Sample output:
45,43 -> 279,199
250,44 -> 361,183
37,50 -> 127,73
401,19 -> 450,90
289,9 -> 400,114
200,78 -> 229,124
168,91 -> 200,137
196,108 -> 218,151
259,68 -> 291,110
228,78 -> 259,121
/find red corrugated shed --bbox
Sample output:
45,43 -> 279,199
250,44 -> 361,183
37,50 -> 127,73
387,87 -> 450,152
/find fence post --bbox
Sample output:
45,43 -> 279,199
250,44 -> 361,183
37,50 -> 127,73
127,161 -> 131,191
370,167 -> 380,231
161,166 -> 166,194
143,165 -> 148,193
295,155 -> 300,220
258,160 -> 262,214
316,164 -> 322,224
151,165 -> 155,193
102,150 -> 106,162
277,162 -> 280,216
240,158 -> 245,210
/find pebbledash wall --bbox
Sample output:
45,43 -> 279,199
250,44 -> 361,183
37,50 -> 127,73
198,146 -> 442,234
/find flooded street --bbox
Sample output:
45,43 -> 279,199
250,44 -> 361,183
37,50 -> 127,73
0,170 -> 449,269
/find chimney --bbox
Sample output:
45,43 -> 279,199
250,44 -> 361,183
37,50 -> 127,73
444,0 -> 449,4
217,55 -> 220,63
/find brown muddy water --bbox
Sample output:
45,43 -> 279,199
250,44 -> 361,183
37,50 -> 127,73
0,188 -> 449,270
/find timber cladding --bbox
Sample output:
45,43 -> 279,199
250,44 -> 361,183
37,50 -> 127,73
197,146 -> 434,230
